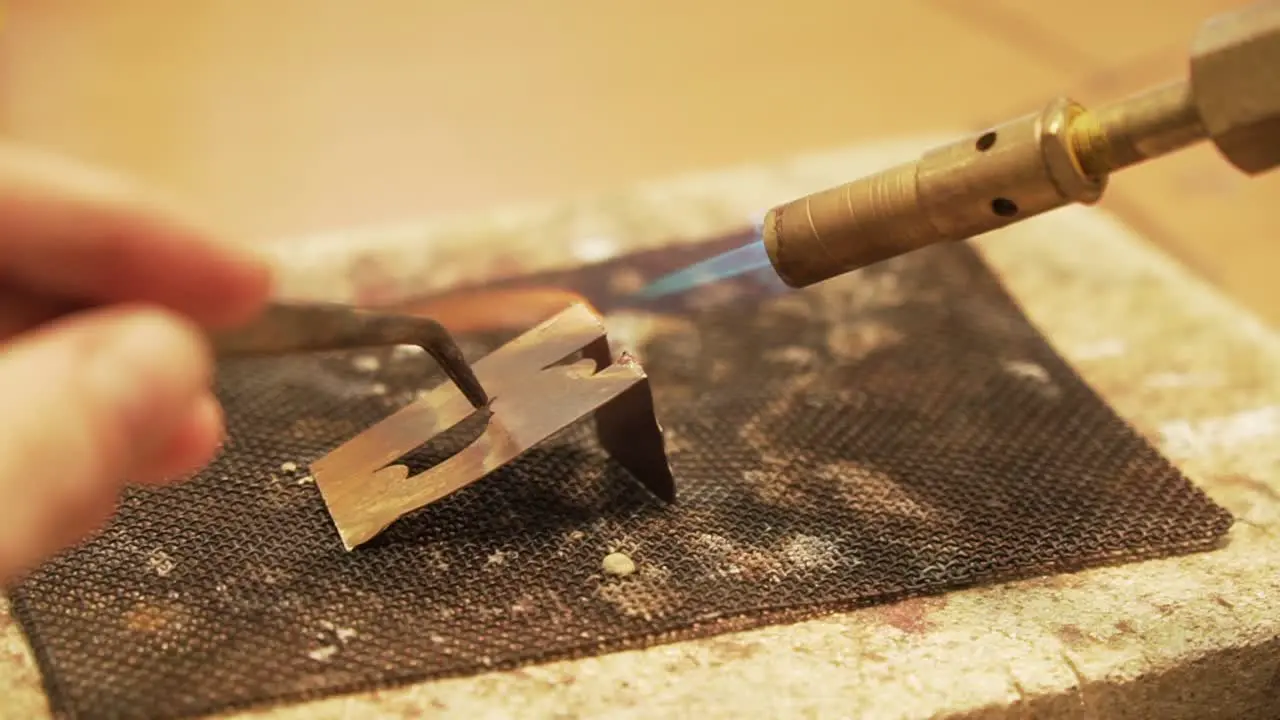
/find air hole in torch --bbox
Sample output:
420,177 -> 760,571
976,132 -> 997,151
991,198 -> 1019,217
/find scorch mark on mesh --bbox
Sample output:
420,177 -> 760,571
780,534 -> 841,570
659,426 -> 695,454
288,416 -> 360,441
692,533 -> 784,580
694,533 -> 737,555
687,281 -> 749,312
764,346 -> 819,368
1159,406 -> 1280,459
826,321 -> 905,361
817,460 -> 939,522
768,292 -> 816,320
598,564 -> 682,620
691,531 -> 843,579
823,269 -> 909,310
122,600 -> 186,634
738,454 -> 805,508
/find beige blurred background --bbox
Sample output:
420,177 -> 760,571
1,1 -> 1277,321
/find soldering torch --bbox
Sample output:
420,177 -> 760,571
647,0 -> 1279,296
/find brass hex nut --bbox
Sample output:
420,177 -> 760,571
1037,98 -> 1106,205
1190,1 -> 1280,174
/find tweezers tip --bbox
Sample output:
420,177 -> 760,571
464,388 -> 492,410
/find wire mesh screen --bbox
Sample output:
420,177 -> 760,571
10,235 -> 1232,719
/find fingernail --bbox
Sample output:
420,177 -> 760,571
86,311 -> 210,436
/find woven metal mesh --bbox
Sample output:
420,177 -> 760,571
10,238 -> 1232,719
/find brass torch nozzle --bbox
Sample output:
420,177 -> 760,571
761,0 -> 1279,290
762,97 -> 1111,288
1074,79 -> 1205,176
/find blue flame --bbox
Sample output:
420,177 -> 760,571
636,234 -> 775,300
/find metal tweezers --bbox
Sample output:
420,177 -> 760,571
210,300 -> 490,409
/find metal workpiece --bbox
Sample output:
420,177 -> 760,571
310,302 -> 674,550
762,0 -> 1279,289
210,300 -> 490,409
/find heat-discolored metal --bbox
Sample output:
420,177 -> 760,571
309,302 -> 675,550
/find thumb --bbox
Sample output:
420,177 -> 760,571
0,307 -> 213,585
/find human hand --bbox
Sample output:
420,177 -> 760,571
0,143 -> 272,585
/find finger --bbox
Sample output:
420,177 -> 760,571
406,288 -> 590,333
0,490 -> 118,589
0,142 -> 273,329
131,393 -> 224,486
0,305 -> 212,584
0,286 -> 73,342
42,485 -> 120,578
